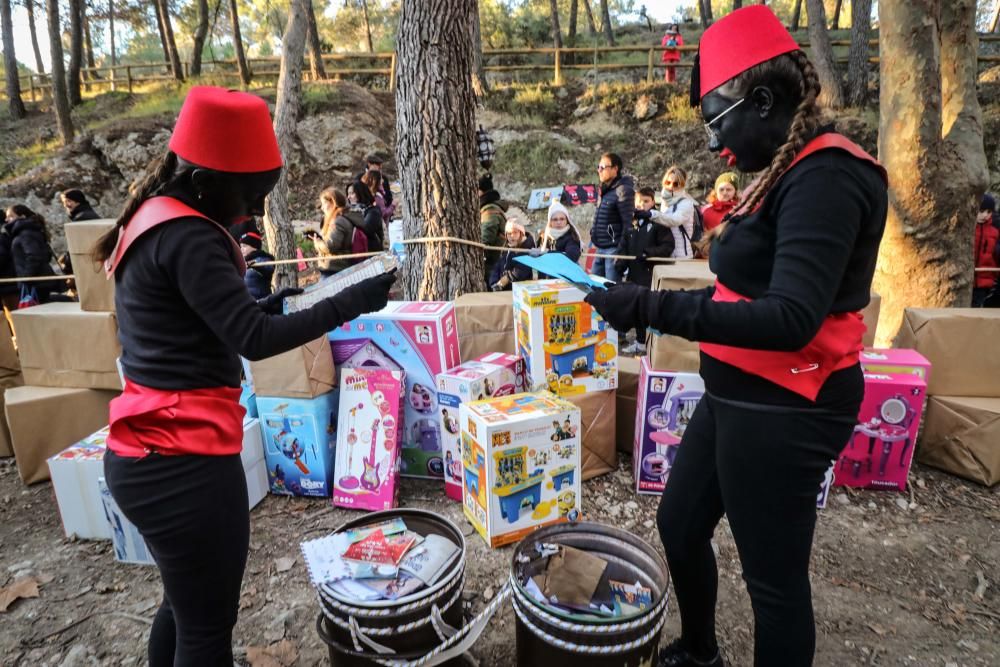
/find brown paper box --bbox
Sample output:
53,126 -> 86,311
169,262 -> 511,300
565,388 -> 617,480
249,335 -> 335,398
919,396 -> 1000,486
0,374 -> 23,458
453,291 -> 515,361
0,319 -> 19,376
11,302 -> 122,391
65,220 -> 116,312
861,293 -> 881,348
616,356 -> 641,453
5,385 -> 117,484
896,308 -> 1000,397
648,262 -> 716,372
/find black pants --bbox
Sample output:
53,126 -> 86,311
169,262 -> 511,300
104,450 -> 250,667
657,393 -> 858,666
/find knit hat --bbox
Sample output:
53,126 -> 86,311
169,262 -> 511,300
547,200 -> 572,223
714,172 -> 739,190
504,219 -> 526,235
239,232 -> 263,250
479,173 -> 495,193
982,194 -> 996,212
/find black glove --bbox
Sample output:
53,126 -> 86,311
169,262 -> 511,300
330,271 -> 397,321
613,260 -> 627,275
257,287 -> 304,315
634,208 -> 653,221
584,283 -> 650,333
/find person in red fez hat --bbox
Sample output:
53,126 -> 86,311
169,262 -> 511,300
91,86 -> 396,667
585,7 -> 888,667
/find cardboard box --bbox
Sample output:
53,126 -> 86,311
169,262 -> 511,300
861,293 -> 881,348
0,317 -> 19,376
240,383 -> 258,419
454,291 -> 515,361
65,220 -> 116,312
437,353 -> 528,501
333,367 -> 406,511
513,280 -> 618,397
833,372 -> 926,491
11,303 -> 122,391
5,386 -> 117,484
919,396 -> 1000,486
241,417 -> 268,510
860,348 -> 931,380
330,301 -> 461,479
460,392 -> 581,548
616,357 -> 640,454
0,373 -> 23,458
648,262 -> 715,372
47,426 -> 112,539
98,478 -> 155,566
634,358 -> 705,495
896,308 -> 1000,397
258,393 -> 338,497
565,389 -> 617,480
249,336 -> 335,399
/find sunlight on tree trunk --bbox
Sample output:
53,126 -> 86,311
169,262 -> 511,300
47,0 -> 74,143
806,0 -> 844,108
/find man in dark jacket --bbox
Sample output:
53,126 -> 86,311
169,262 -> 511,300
60,190 -> 101,222
489,220 -> 535,291
239,232 -> 275,300
591,153 -> 634,283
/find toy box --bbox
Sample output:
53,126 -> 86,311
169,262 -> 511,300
634,358 -> 704,495
860,349 -> 931,381
437,353 -> 527,501
512,280 -> 618,397
332,367 -> 406,511
98,478 -> 155,566
241,417 -> 268,510
48,426 -> 112,540
459,392 -> 582,548
329,301 -> 461,479
258,393 -> 338,498
834,372 -> 927,491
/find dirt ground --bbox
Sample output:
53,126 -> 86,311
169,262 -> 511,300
0,451 -> 997,667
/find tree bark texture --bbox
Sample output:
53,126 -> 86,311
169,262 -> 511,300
83,10 -> 98,80
831,0 -> 843,30
1,0 -> 25,119
47,0 -> 73,143
791,0 -> 802,31
581,0 -> 597,35
152,3 -> 169,67
700,0 -> 713,26
26,0 -> 45,74
806,0 -> 843,108
305,0 -> 327,80
155,0 -> 184,80
361,0 -> 374,52
190,0 -> 209,76
394,0 -> 486,300
228,0 -> 251,85
846,0 -> 872,106
599,0 -> 614,46
568,0 -> 578,46
991,1 -> 1000,33
873,0 -> 988,345
109,0 -> 116,65
262,0 -> 307,290
549,0 -> 562,49
68,0 -> 83,106
471,0 -> 487,98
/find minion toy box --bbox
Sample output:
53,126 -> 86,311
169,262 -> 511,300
459,392 -> 581,548
330,302 -> 461,479
257,393 -> 338,498
512,280 -> 618,397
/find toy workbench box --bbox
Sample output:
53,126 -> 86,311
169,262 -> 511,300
257,393 -> 338,498
512,280 -> 618,397
459,392 -> 581,548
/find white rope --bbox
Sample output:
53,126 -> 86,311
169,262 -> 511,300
318,577 -> 466,638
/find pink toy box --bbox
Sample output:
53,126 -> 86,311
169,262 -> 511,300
634,358 -> 705,495
860,348 -> 931,381
436,353 -> 528,502
834,372 -> 927,491
330,302 -> 461,479
333,367 -> 406,511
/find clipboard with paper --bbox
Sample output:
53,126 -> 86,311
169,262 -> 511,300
514,252 -> 611,294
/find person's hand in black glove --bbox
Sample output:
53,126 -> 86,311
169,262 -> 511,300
329,271 -> 397,322
634,208 -> 653,222
257,287 -> 303,315
613,259 -> 627,276
584,282 -> 650,334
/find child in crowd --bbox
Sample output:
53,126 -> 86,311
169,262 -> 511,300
702,171 -> 739,232
240,232 -> 275,300
490,219 -> 535,291
538,200 -> 583,264
973,194 -> 1000,307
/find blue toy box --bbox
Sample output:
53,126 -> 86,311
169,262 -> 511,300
257,392 -> 338,498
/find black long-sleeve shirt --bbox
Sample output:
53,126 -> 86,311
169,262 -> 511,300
645,143 -> 888,407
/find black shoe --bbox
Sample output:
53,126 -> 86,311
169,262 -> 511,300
657,639 -> 725,667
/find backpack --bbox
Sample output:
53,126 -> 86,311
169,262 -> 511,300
350,225 -> 369,259
673,198 -> 704,246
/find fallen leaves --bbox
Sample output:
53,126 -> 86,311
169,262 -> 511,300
246,640 -> 299,667
0,577 -> 40,612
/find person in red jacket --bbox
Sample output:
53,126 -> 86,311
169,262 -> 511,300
700,171 -> 739,232
973,194 -> 999,306
661,24 -> 683,83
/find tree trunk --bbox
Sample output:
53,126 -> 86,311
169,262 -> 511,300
549,0 -> 562,49
845,0 -> 872,107
791,0 -> 803,31
190,0 -> 209,76
109,0 -> 116,66
361,0 -> 374,52
262,0 -> 307,290
1,0 -> 25,119
831,0 -> 843,30
471,0 -> 487,98
732,0 -> 742,9
702,0 -> 714,25
581,0 -> 597,35
599,0 -> 614,46
156,0 -> 184,81
873,0 -> 988,345
697,0 -> 710,28
153,3 -> 169,68
68,0 -> 83,106
806,0 -> 843,108
83,10 -> 98,77
992,1 -> 1000,33
228,0 -> 251,85
305,0 -> 326,80
395,0 -> 485,300
47,0 -> 74,143
568,0 -> 578,45
26,0 -> 45,74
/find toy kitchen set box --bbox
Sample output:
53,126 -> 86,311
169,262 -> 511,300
512,280 -> 618,397
257,393 -> 338,498
436,353 -> 528,502
329,302 -> 461,479
459,392 -> 581,548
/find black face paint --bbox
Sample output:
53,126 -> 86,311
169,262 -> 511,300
701,89 -> 795,173
191,168 -> 281,223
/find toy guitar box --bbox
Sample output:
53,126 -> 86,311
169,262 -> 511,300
333,367 -> 406,511
257,393 -> 339,498
329,302 -> 461,479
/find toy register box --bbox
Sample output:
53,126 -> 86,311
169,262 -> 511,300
330,302 -> 461,479
512,280 -> 618,397
459,392 -> 581,548
258,393 -> 338,498
437,353 -> 527,502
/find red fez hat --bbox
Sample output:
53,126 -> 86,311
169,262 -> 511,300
696,6 -> 800,100
168,86 -> 283,173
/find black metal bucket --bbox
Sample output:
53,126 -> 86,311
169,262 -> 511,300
510,521 -> 670,667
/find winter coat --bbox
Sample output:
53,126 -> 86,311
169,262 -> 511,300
975,221 -> 999,289
651,190 -> 696,259
374,192 -> 396,224
661,33 -> 683,63
69,205 -> 100,222
0,228 -> 16,296
702,199 -> 737,232
317,210 -> 367,274
228,217 -> 261,241
615,217 -> 675,288
592,175 -> 635,249
6,217 -> 59,301
244,249 -> 275,300
489,235 -> 536,290
539,228 -> 583,265
480,200 -> 507,279
352,204 -> 384,252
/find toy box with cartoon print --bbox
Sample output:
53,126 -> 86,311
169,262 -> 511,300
860,349 -> 931,381
257,393 -> 338,498
437,353 -> 528,502
833,372 -> 926,491
329,302 -> 461,479
333,367 -> 406,511
512,280 -> 618,397
634,358 -> 704,495
459,392 -> 581,548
